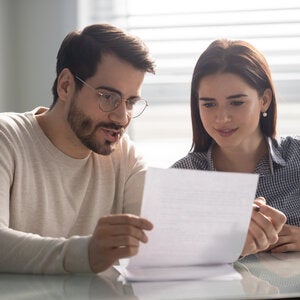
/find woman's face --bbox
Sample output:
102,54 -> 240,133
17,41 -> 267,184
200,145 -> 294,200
197,72 -> 271,152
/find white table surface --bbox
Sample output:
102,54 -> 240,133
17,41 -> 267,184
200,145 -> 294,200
1,252 -> 300,300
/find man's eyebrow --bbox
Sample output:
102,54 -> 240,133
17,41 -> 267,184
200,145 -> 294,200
96,85 -> 122,96
95,86 -> 140,99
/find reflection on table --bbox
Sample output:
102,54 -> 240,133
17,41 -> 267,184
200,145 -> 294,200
237,252 -> 300,297
0,268 -> 134,300
1,252 -> 300,299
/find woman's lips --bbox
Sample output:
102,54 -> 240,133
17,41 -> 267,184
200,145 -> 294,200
215,128 -> 238,137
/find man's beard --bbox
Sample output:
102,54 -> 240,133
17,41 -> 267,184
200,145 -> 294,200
67,99 -> 125,155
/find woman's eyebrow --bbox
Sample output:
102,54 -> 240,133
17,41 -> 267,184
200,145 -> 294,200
199,93 -> 248,101
198,97 -> 215,101
226,93 -> 248,99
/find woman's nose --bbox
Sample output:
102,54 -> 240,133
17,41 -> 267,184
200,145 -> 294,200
215,108 -> 231,123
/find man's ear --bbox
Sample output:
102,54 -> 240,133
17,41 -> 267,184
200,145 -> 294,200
57,68 -> 75,102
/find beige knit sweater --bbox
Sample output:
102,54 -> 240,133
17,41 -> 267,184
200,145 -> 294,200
0,108 -> 146,274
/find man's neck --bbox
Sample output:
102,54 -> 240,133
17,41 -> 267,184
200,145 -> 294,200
35,104 -> 91,159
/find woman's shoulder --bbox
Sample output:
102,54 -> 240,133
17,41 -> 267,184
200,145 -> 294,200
271,136 -> 300,162
275,135 -> 300,150
171,151 -> 209,170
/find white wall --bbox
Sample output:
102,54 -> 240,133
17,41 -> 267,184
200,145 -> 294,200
0,0 -> 79,112
0,0 -> 13,112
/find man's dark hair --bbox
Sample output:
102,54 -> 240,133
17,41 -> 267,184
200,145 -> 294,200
51,23 -> 155,107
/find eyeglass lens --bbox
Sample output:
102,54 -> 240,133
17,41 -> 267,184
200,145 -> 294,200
75,75 -> 147,117
98,92 -> 147,118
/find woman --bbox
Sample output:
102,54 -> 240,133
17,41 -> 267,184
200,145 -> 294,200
173,39 -> 300,256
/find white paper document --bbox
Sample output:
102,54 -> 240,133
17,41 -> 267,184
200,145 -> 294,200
116,167 -> 259,281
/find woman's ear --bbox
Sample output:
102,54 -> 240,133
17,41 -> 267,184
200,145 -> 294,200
57,68 -> 75,102
260,88 -> 272,112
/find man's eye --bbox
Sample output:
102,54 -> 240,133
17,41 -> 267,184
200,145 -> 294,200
126,99 -> 137,109
102,93 -> 113,100
127,98 -> 139,105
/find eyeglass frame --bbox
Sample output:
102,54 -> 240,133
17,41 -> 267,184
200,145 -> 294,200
74,75 -> 148,118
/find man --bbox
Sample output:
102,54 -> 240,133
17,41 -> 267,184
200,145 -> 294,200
0,23 -> 155,274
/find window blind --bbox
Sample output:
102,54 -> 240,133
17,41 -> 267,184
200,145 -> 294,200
82,0 -> 300,106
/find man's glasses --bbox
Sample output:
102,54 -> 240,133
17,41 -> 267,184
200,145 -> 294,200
75,76 -> 148,118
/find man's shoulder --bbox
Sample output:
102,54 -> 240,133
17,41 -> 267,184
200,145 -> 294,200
0,112 -> 24,135
0,110 -> 34,129
0,111 -> 23,122
0,109 -> 39,152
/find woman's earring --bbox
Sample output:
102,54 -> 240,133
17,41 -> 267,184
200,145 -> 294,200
262,112 -> 267,117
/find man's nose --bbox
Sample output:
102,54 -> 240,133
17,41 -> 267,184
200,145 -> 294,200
108,101 -> 129,125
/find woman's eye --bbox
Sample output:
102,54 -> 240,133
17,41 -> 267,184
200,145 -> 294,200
231,101 -> 244,106
201,102 -> 215,108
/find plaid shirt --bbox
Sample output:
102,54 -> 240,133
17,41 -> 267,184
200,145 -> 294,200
172,136 -> 300,226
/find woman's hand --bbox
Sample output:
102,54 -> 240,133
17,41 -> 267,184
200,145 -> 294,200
241,198 -> 286,257
267,224 -> 300,253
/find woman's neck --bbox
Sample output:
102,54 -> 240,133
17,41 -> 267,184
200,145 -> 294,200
212,137 -> 268,173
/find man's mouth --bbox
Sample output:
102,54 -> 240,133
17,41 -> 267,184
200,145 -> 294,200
100,127 -> 124,143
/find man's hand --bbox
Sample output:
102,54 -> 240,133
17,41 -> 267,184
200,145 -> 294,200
88,214 -> 153,273
267,224 -> 300,253
241,198 -> 286,257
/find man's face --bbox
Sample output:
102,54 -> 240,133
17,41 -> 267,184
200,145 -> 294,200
67,54 -> 145,155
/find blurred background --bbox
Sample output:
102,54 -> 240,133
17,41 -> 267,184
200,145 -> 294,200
1,0 -> 300,167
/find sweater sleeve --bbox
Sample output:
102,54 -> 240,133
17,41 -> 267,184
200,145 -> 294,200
0,227 -> 91,274
0,142 -> 92,274
0,114 -> 92,274
0,157 -> 92,273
